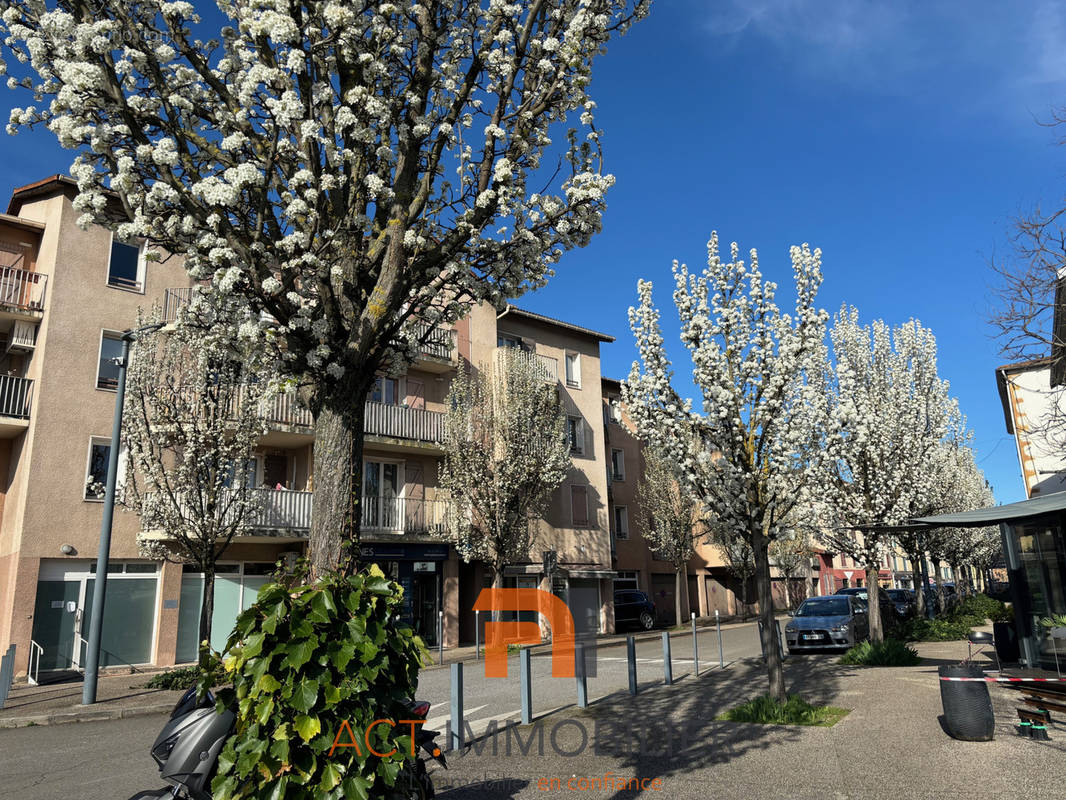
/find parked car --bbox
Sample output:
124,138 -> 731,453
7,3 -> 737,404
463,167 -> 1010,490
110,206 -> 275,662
834,586 -> 902,631
614,590 -> 656,630
784,595 -> 869,651
886,588 -> 916,618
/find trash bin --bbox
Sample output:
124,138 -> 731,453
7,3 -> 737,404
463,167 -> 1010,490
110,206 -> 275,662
938,664 -> 994,741
992,622 -> 1020,664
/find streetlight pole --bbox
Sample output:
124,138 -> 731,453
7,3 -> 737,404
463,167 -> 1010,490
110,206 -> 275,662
81,322 -> 164,705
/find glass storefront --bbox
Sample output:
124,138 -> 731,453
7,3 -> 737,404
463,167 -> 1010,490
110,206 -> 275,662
1013,518 -> 1066,668
176,562 -> 275,662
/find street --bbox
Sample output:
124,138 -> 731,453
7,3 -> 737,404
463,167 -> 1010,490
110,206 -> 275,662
0,619 -> 771,800
416,619 -> 768,740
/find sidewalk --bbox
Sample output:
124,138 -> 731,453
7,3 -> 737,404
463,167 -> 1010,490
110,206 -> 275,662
435,638 -> 1066,799
0,671 -> 184,728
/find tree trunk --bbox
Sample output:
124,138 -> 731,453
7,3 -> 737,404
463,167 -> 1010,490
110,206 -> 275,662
911,559 -> 926,618
753,531 -> 786,703
309,394 -> 369,578
674,567 -> 684,628
932,558 -> 944,610
492,564 -> 504,623
866,564 -> 883,643
198,568 -> 215,669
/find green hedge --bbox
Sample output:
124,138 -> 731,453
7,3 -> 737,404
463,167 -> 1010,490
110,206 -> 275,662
144,665 -> 202,690
839,639 -> 921,666
204,565 -> 427,800
901,617 -> 973,642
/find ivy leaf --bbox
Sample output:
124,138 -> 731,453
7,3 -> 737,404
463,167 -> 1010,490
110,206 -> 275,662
284,638 -> 316,670
319,761 -> 344,792
329,640 -> 357,672
342,775 -> 373,800
242,632 -> 266,659
290,679 -> 319,713
256,673 -> 282,696
294,714 -> 321,742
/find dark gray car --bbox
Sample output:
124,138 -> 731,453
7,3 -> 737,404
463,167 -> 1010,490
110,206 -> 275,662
785,595 -> 869,651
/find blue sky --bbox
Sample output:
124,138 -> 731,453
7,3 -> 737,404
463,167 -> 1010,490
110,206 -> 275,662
3,0 -> 1066,503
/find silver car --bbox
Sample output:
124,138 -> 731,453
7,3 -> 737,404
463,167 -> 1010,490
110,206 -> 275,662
784,595 -> 869,652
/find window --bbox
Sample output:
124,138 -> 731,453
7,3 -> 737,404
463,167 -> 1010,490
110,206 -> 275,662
614,506 -> 629,539
611,449 -> 625,481
607,395 -> 622,423
614,571 -> 639,591
570,485 -> 589,527
567,416 -> 584,455
498,333 -> 523,349
97,332 -> 124,390
564,352 -> 581,388
85,437 -> 111,499
107,236 -> 144,291
370,376 -> 400,405
222,458 -> 258,489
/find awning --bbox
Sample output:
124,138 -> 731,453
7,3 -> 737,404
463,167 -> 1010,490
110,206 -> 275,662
912,490 -> 1066,528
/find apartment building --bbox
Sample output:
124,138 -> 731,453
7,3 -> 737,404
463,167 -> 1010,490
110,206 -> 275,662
601,377 -> 783,621
0,175 -> 618,678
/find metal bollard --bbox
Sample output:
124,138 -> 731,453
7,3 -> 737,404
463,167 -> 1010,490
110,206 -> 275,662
438,610 -> 444,665
627,636 -> 638,695
449,662 -> 464,751
521,648 -> 533,724
662,631 -> 672,685
692,612 -> 699,676
475,610 -> 480,661
576,641 -> 588,708
716,609 -> 724,669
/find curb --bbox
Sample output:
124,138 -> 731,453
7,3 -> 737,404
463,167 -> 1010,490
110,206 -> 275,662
0,701 -> 174,729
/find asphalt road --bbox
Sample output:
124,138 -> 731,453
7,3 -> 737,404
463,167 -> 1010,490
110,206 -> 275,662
0,620 -> 773,799
416,620 -> 769,740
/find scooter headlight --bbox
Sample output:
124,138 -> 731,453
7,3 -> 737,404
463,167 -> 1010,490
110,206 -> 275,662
151,733 -> 181,766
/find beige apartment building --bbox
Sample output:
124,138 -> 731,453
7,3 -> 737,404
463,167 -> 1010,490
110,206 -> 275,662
0,175 -> 618,679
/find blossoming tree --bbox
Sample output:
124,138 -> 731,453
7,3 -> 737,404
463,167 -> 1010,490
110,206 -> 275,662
123,300 -> 274,664
440,347 -> 571,596
623,232 -> 829,702
636,444 -> 703,626
818,308 -> 962,641
0,0 -> 649,575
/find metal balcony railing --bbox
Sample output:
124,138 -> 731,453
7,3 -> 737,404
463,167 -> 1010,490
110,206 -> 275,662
0,375 -> 33,419
0,265 -> 47,313
410,321 -> 457,361
364,401 -> 444,443
152,489 -> 447,536
494,346 -> 557,382
361,496 -> 449,533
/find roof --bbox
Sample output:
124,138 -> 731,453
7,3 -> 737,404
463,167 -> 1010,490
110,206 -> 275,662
912,490 -> 1066,528
7,174 -> 80,216
602,376 -> 622,389
995,357 -> 1054,435
0,212 -> 45,234
502,304 -> 615,343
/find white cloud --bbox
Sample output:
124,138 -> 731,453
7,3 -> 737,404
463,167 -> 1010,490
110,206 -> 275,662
704,0 -> 1066,118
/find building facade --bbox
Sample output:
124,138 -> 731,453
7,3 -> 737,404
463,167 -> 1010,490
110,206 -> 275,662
0,176 -> 617,678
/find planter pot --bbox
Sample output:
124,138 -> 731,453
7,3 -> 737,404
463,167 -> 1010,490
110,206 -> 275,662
992,622 -> 1020,664
939,664 -> 994,741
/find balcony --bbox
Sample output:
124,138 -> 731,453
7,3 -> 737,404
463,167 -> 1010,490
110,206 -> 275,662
0,266 -> 47,317
494,346 -> 557,383
144,489 -> 447,539
362,496 -> 448,535
410,321 -> 457,372
0,374 -> 32,438
364,401 -> 444,452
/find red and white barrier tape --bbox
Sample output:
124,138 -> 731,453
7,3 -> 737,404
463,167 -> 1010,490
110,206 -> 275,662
939,675 -> 1066,682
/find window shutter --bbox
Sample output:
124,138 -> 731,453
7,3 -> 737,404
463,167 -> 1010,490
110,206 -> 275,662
571,485 -> 588,527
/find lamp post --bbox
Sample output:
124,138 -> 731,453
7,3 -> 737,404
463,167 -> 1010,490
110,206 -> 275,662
81,322 -> 164,705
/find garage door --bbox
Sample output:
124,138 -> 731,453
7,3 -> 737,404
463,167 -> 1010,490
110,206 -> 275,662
568,578 -> 600,635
